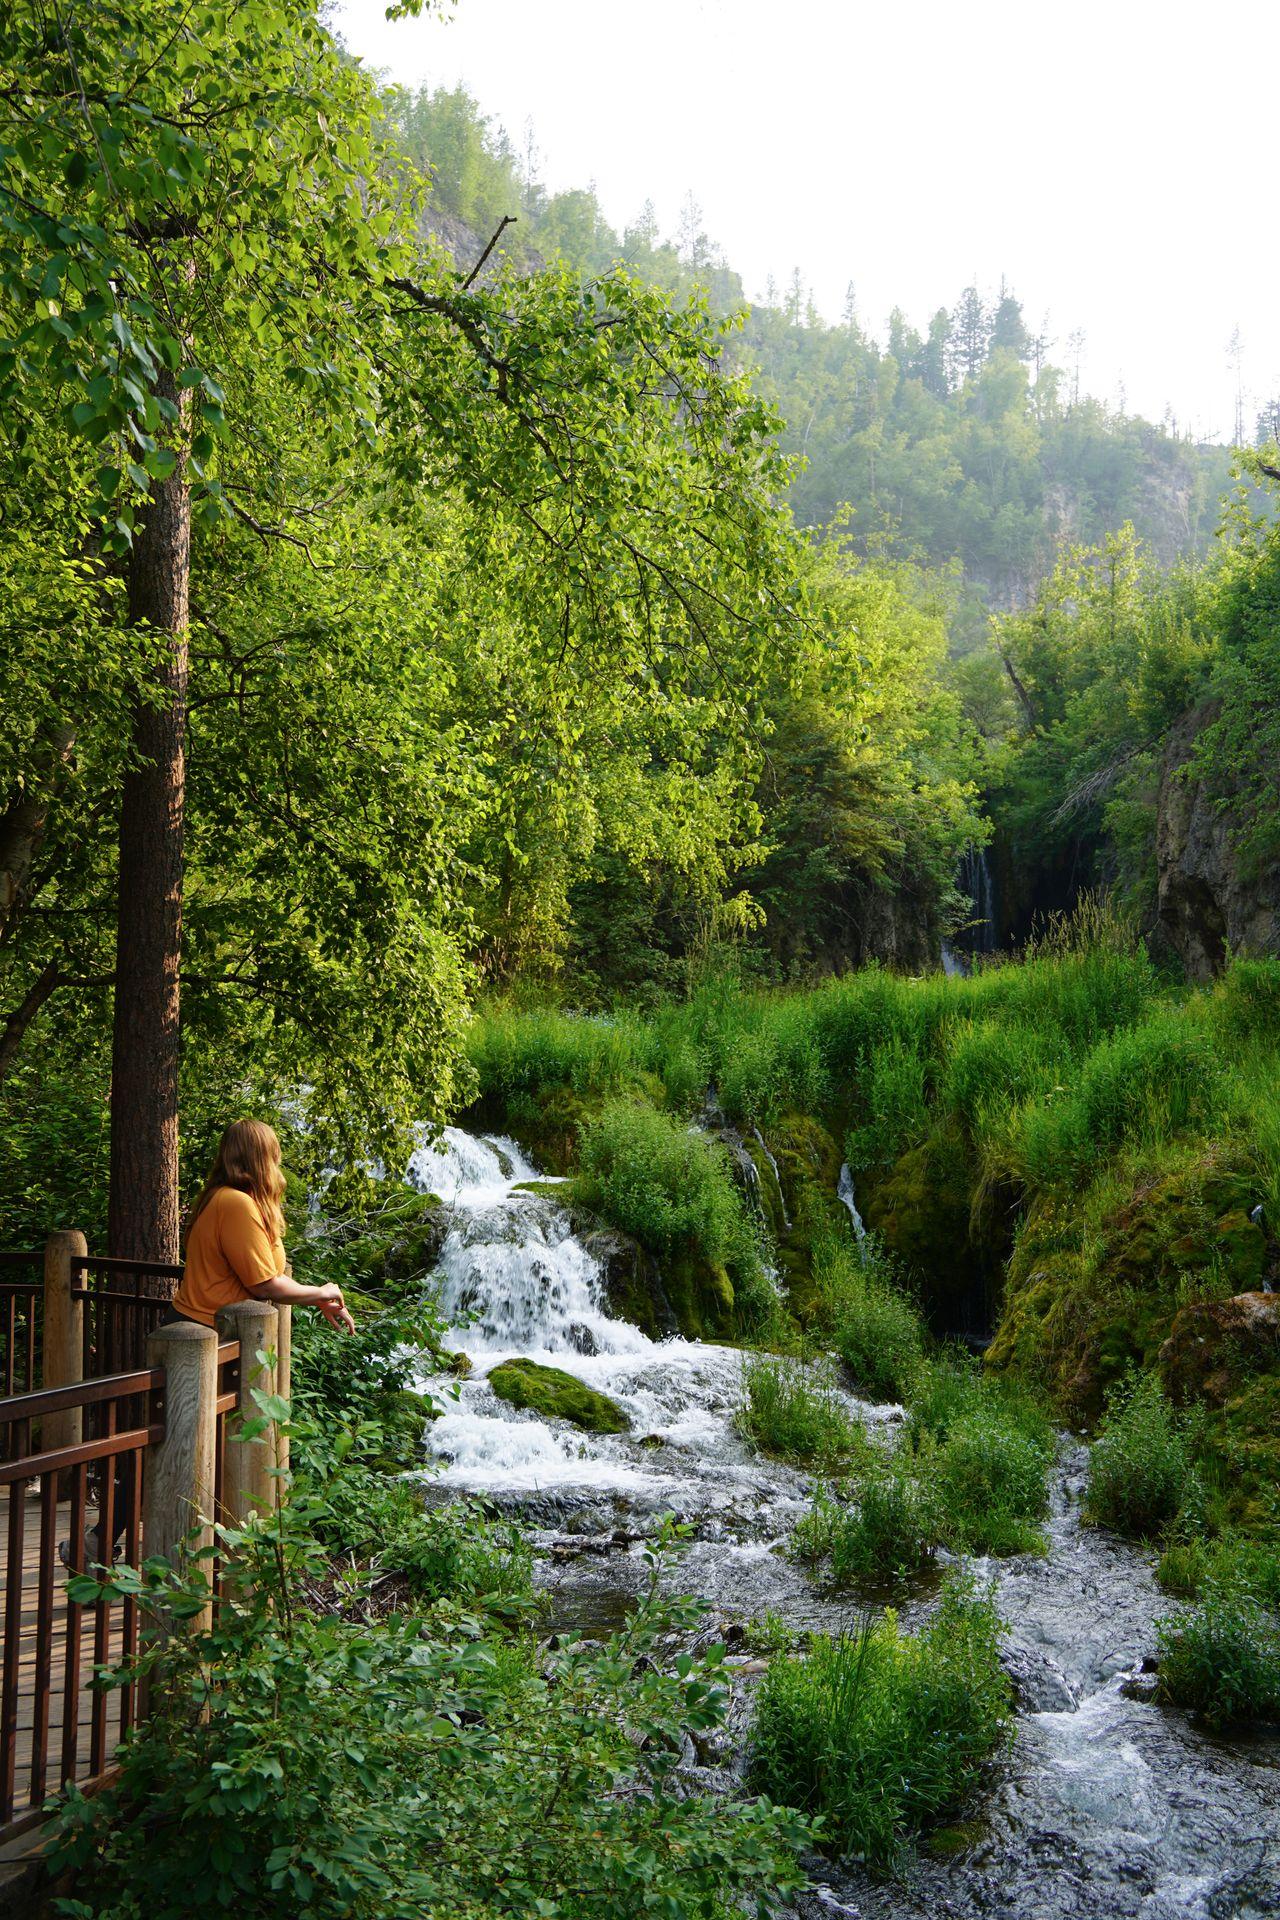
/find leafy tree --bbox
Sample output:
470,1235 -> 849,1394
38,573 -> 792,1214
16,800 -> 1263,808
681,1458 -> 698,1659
0,1 -> 800,1248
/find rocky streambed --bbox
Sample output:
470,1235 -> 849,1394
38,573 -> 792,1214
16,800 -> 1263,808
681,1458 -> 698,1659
407,1129 -> 1280,1919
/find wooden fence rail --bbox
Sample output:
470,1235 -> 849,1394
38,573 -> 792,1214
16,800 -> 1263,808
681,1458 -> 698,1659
0,1239 -> 289,1853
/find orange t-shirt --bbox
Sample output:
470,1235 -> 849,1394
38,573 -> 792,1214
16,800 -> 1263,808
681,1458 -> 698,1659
174,1187 -> 286,1328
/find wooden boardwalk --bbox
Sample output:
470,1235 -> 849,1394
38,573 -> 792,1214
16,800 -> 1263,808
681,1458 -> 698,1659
1,1485 -> 132,1838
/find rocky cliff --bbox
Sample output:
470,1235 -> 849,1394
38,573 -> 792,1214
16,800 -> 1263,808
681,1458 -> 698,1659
1156,703 -> 1280,979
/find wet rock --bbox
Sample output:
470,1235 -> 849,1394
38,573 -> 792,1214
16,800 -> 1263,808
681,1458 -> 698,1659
487,1358 -> 630,1434
1001,1643 -> 1078,1713
1159,1289 -> 1280,1407
577,1226 -> 681,1340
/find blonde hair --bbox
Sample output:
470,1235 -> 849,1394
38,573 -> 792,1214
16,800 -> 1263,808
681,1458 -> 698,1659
189,1119 -> 286,1242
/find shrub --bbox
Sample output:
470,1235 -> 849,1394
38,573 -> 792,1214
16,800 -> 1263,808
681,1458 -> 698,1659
1084,1372 -> 1200,1539
1156,1587 -> 1280,1729
52,1501 -> 811,1919
846,1038 -> 930,1169
1157,1531 -> 1280,1609
737,1356 -> 868,1470
794,1473 -> 941,1590
751,1576 -> 1012,1867
816,1232 -> 925,1403
576,1101 -> 747,1261
930,1404 -> 1053,1555
1015,1013 -> 1222,1187
574,1099 -> 769,1325
468,1007 -> 644,1105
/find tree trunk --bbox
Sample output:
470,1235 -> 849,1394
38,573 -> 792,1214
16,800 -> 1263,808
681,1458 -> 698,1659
107,409 -> 191,1265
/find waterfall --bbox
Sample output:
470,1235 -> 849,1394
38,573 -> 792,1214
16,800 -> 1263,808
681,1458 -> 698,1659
837,1163 -> 867,1245
958,843 -> 997,956
408,1128 -> 647,1357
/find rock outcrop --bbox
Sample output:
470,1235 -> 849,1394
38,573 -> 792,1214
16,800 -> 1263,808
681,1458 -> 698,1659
1156,703 -> 1280,979
1158,1290 -> 1280,1408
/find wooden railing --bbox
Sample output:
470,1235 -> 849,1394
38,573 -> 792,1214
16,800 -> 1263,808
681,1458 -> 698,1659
0,1365 -> 165,1839
0,1254 -> 41,1400
72,1256 -> 183,1381
0,1250 -> 291,1852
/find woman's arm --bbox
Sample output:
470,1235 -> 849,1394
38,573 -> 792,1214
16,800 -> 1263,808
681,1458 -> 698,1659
250,1273 -> 356,1334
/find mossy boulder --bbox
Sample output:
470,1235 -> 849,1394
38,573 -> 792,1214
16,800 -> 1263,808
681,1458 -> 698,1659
859,1124 -> 996,1335
989,1150 -> 1270,1421
1159,1291 -> 1280,1408
662,1248 -> 736,1340
487,1358 -> 630,1434
578,1225 -> 681,1341
756,1112 -> 845,1324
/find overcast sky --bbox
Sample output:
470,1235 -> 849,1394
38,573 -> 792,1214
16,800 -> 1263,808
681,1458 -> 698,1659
334,0 -> 1278,443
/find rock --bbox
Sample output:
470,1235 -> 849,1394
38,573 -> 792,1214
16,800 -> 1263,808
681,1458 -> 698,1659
989,1150 -> 1269,1418
1156,702 -> 1280,979
486,1357 -> 630,1434
578,1226 -> 681,1340
1159,1290 -> 1280,1407
860,1122 -> 1002,1336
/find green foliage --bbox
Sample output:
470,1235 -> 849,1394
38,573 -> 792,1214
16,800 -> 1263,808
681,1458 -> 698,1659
736,1355 -> 869,1470
927,1406 -> 1053,1556
750,1577 -> 1012,1868
792,1474 -> 941,1591
1084,1372 -> 1202,1539
50,1499 -> 810,1918
809,1227 -> 926,1402
574,1099 -> 770,1326
1156,1587 -> 1280,1730
487,1358 -> 630,1435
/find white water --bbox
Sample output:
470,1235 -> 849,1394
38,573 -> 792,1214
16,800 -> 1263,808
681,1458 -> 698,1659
837,1162 -> 867,1243
407,1128 -> 791,1499
405,1126 -> 1280,1917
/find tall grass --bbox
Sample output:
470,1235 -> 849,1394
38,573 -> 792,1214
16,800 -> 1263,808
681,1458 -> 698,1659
1084,1372 -> 1202,1540
808,1225 -> 925,1403
750,1577 -> 1011,1867
736,1356 -> 869,1470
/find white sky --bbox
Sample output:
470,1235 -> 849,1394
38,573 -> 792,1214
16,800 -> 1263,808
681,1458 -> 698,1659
335,0 -> 1279,443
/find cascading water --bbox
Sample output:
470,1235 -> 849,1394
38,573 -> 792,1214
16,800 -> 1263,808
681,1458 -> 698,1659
404,1127 -> 1280,1917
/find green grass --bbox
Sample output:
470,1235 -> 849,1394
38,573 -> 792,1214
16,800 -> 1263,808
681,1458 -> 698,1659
1156,1587 -> 1280,1729
572,1098 -> 773,1325
736,1355 -> 870,1470
809,1225 -> 925,1402
1084,1372 -> 1201,1540
792,1474 -> 941,1590
750,1576 -> 1012,1867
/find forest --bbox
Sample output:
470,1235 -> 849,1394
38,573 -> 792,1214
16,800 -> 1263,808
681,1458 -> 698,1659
1,5 -> 1278,1919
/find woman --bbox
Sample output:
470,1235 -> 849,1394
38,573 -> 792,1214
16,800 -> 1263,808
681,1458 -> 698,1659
171,1118 -> 355,1335
63,1120 -> 352,1569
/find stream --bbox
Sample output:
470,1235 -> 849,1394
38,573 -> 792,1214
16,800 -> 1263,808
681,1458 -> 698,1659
406,1128 -> 1280,1918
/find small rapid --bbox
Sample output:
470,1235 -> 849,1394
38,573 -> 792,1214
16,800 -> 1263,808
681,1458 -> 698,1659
405,1127 -> 1280,1916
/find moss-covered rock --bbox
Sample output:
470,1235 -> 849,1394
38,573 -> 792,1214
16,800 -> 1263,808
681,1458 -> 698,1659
1159,1290 -> 1280,1407
755,1112 -> 845,1324
578,1225 -> 681,1341
487,1358 -> 630,1434
662,1248 -> 737,1340
858,1123 -> 997,1335
988,1149 -> 1270,1421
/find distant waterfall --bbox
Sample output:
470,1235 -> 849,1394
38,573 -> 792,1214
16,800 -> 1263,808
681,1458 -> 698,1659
959,843 -> 998,955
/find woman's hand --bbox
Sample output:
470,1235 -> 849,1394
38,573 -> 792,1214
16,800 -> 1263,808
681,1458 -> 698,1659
316,1281 -> 356,1335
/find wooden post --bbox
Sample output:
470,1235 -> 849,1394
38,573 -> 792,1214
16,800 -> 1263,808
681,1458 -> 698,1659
41,1230 -> 86,1457
143,1319 -> 218,1633
214,1300 -> 280,1525
275,1303 -> 292,1480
